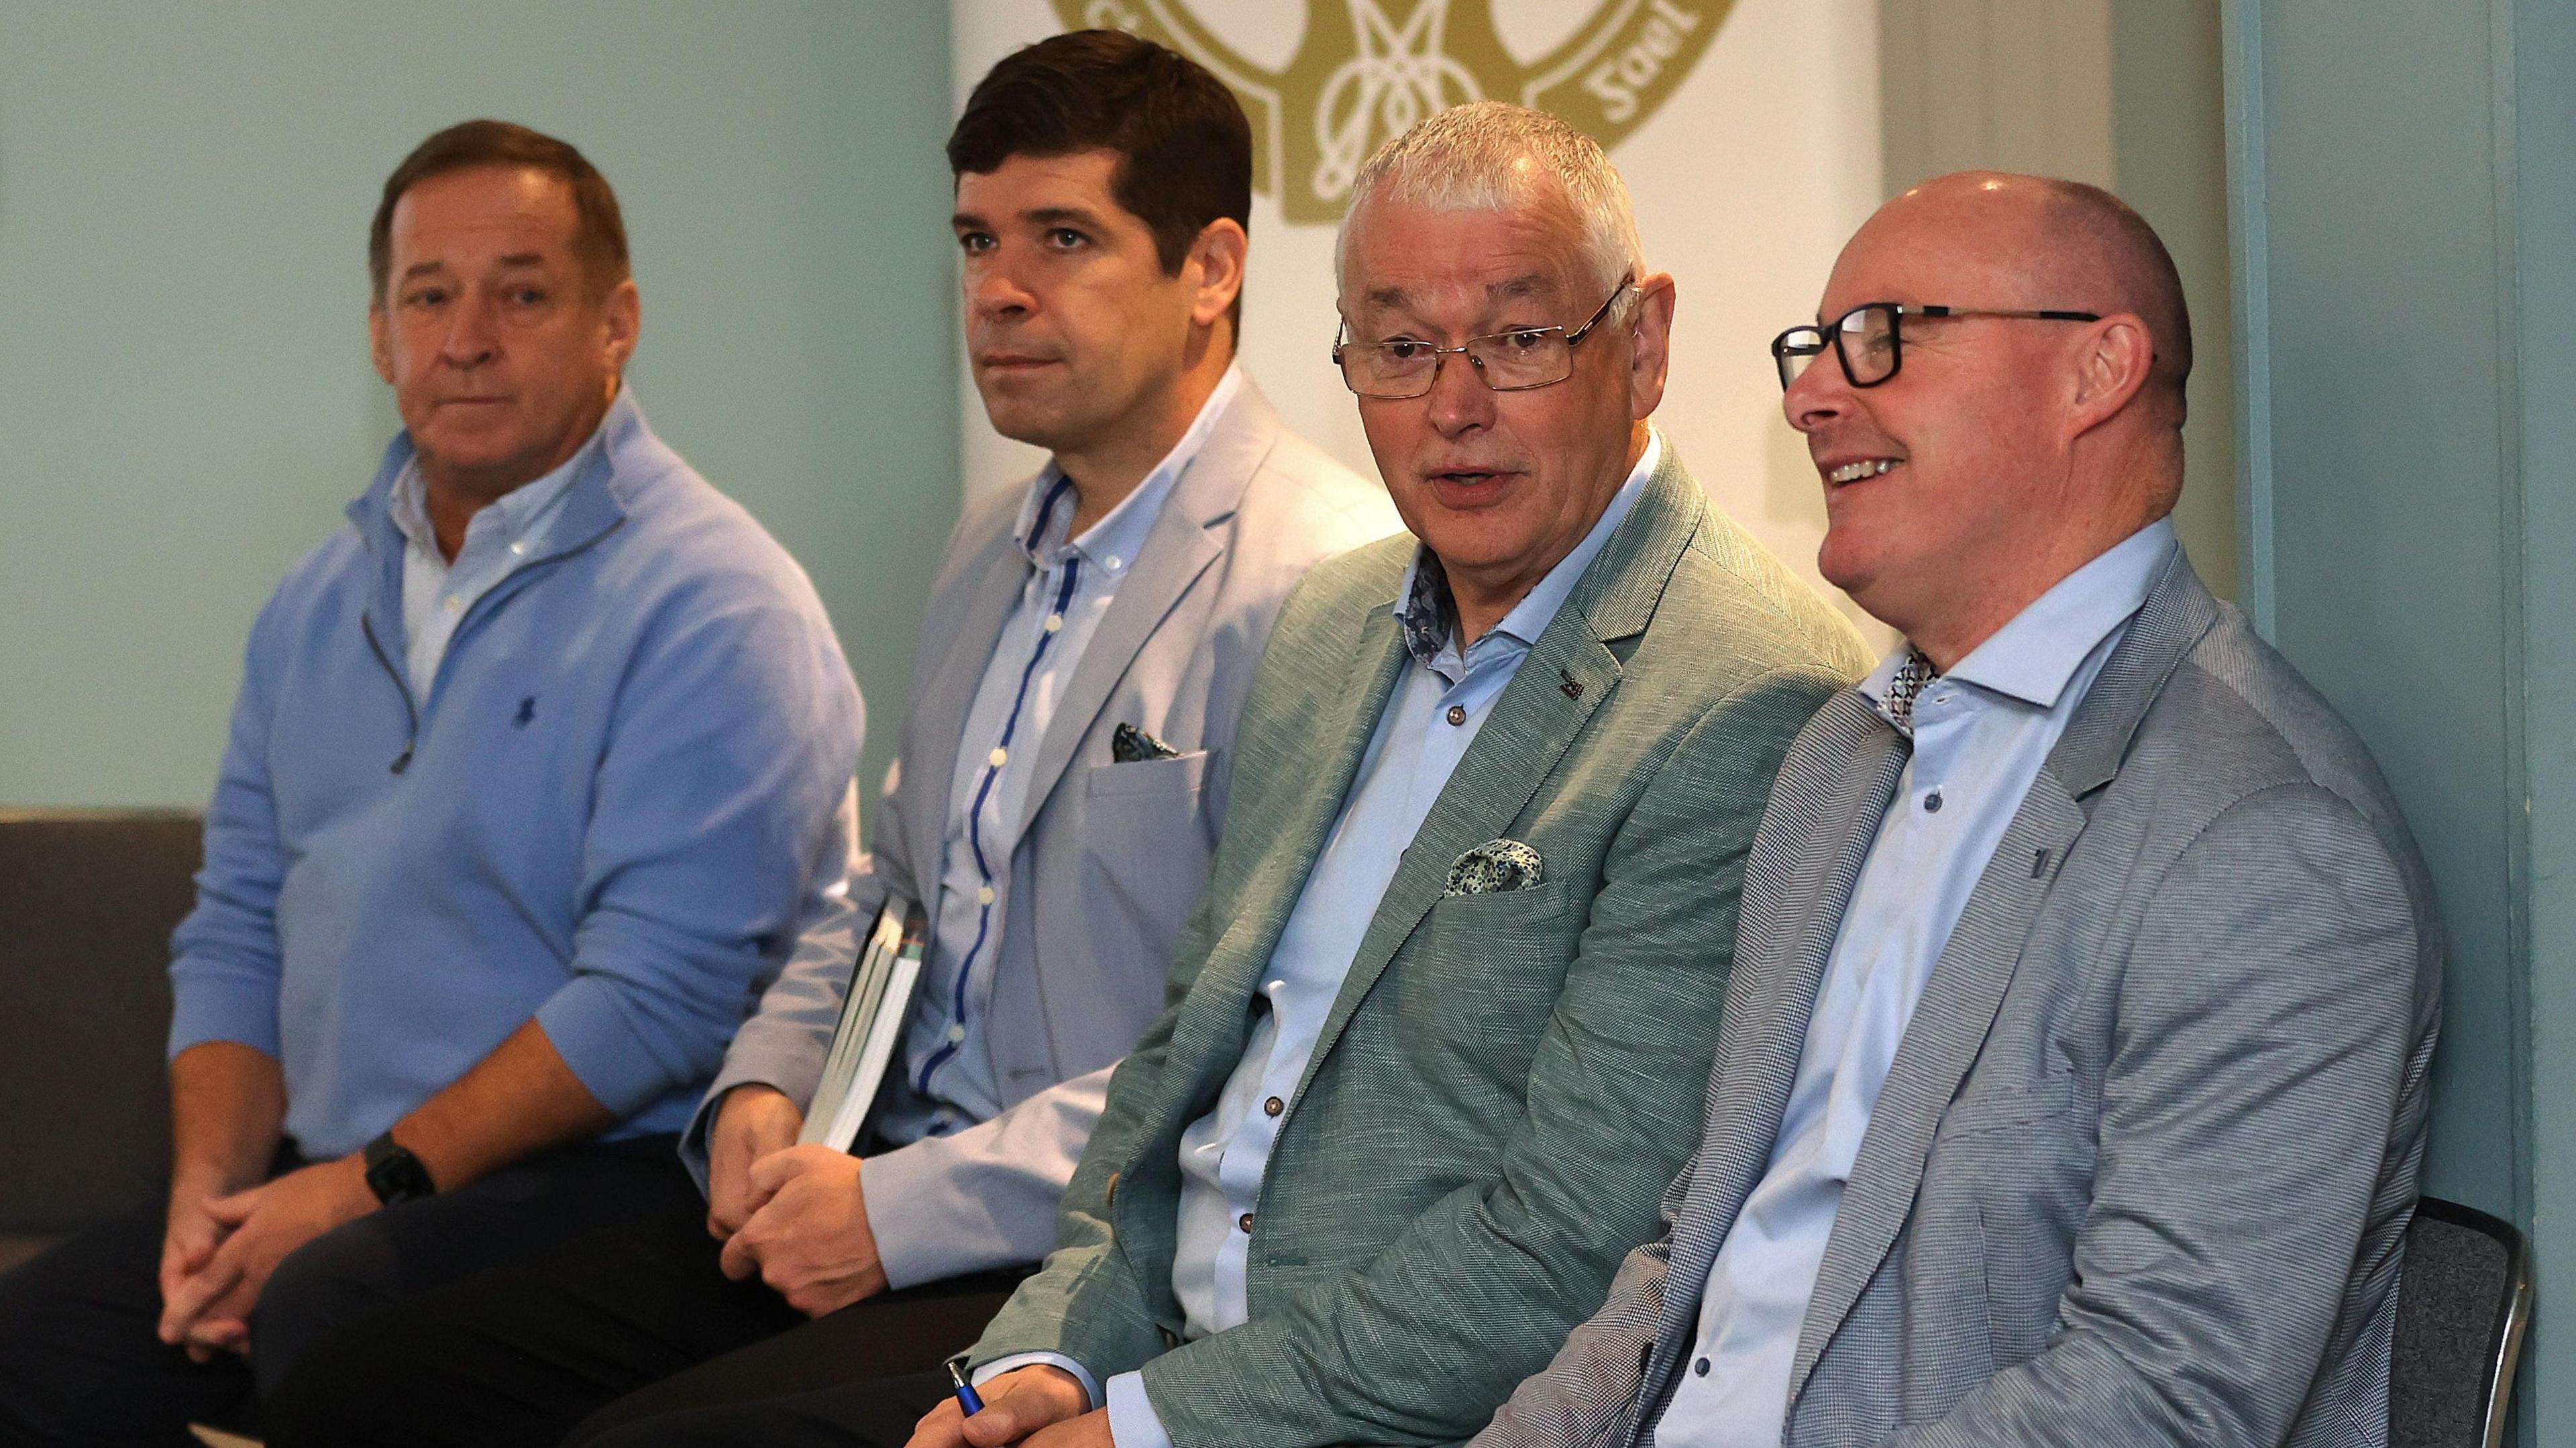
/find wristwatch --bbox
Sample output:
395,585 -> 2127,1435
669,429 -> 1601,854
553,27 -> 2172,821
362,1133 -> 437,1206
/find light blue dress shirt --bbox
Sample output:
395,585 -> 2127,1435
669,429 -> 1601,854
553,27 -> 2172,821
387,433 -> 594,701
877,367 -> 1242,1145
1079,435 -> 1661,1448
1654,518 -> 2176,1448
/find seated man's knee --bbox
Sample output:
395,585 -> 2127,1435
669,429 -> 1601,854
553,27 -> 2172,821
250,1215 -> 403,1398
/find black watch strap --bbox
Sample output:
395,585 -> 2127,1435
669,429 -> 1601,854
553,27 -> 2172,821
362,1132 -> 437,1205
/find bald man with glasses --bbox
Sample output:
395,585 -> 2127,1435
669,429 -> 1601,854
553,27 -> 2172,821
1476,171 -> 2442,1448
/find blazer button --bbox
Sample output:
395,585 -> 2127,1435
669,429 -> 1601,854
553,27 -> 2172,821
1263,1096 -> 1284,1117
1237,1212 -> 1255,1233
1105,1171 -> 1120,1207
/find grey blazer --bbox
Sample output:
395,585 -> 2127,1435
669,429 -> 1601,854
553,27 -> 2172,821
690,380 -> 1397,1286
1474,549 -> 2445,1448
970,452 -> 1872,1447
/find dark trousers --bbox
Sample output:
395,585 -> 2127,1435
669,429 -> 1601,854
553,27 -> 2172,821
258,1202 -> 1025,1448
0,1138 -> 696,1448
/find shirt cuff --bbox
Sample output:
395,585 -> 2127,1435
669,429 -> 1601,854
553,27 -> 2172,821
973,1351 -> 1100,1412
1104,1371 -> 1174,1448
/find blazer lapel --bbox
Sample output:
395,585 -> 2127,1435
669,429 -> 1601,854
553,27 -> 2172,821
1152,596 -> 1411,1116
1650,700 -> 1908,1361
1289,459 -> 1707,1103
1783,768 -> 2087,1405
1781,547 -> 2224,1406
1002,389 -> 1280,854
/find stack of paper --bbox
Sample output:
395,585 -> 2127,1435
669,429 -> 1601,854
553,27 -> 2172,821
799,896 -> 929,1153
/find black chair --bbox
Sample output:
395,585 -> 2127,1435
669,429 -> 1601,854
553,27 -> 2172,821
2392,1195 -> 2532,1448
0,808 -> 201,1273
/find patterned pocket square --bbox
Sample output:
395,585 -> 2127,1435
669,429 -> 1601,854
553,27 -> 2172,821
1444,839 -> 1543,896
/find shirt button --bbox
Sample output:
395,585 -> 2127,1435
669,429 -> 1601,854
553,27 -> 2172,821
1044,613 -> 1063,633
1105,556 -> 1124,572
508,539 -> 528,556
442,595 -> 462,613
1263,1096 -> 1284,1117
977,884 -> 996,906
1925,790 -> 1945,813
1446,705 -> 1466,727
947,1024 -> 967,1043
1695,1357 -> 1711,1377
1237,1212 -> 1254,1233
989,747 -> 1008,768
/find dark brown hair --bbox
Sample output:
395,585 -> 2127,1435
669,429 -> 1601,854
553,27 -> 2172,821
949,30 -> 1250,319
369,119 -> 630,301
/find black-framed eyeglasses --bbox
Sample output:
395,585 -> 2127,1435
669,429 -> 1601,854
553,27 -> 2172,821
1771,302 -> 2102,391
1333,275 -> 1634,399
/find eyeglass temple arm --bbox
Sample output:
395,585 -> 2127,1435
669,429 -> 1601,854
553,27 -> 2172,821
1904,305 -> 2102,322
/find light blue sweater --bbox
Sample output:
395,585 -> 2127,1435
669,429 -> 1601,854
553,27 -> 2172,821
168,391 -> 863,1158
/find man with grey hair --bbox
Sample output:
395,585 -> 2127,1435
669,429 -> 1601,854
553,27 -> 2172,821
588,99 -> 1870,1448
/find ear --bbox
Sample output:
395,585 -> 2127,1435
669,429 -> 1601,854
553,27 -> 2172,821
1624,272 -> 1678,421
368,299 -> 394,386
1185,218 -> 1248,333
599,277 -> 642,380
2064,312 -> 2153,437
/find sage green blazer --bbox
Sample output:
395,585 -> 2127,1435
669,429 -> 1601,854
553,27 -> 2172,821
969,449 -> 1871,1446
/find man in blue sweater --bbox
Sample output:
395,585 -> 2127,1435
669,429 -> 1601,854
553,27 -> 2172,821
0,120 -> 865,1445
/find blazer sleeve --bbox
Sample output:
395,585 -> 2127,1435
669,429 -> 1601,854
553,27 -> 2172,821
1469,1160 -> 1692,1448
1886,785 -> 2435,1448
964,882 -> 1229,1384
1138,665 -> 1843,1447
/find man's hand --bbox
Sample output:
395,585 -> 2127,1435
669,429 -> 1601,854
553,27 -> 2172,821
706,1084 -> 802,1239
1023,1410 -> 1115,1448
156,1155 -> 376,1357
905,1365 -> 1089,1448
157,1176 -> 246,1363
716,1143 -> 888,1315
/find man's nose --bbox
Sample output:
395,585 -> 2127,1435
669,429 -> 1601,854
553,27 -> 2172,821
441,294 -> 499,370
1421,349 -> 1496,437
1782,354 -> 1849,434
967,258 -> 1036,321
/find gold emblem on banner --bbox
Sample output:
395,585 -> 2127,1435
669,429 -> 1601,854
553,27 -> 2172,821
1052,1 -> 1733,223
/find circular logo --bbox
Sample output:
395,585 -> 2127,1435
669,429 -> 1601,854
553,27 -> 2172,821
1053,0 -> 1735,223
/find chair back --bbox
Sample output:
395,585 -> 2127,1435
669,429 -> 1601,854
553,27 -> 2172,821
0,809 -> 200,1234
2392,1195 -> 2532,1448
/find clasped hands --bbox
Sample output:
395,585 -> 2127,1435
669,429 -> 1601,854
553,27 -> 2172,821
156,1154 -> 377,1361
713,1089 -> 1110,1446
705,1084 -> 890,1316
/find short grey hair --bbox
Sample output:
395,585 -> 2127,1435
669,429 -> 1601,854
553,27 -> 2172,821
1336,101 -> 1645,303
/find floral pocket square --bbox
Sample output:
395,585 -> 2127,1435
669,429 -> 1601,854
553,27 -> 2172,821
1444,839 -> 1544,896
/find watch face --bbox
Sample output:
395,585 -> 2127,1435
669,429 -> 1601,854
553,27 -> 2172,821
364,1139 -> 434,1204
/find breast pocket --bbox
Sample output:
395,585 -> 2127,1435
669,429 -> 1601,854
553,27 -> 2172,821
1401,879 -> 1581,1088
1077,750 -> 1215,941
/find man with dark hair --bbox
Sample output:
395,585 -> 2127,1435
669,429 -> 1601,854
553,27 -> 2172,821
260,32 -> 1395,1447
0,119 -> 865,1445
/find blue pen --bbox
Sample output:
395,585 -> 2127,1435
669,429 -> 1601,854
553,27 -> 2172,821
946,1359 -> 986,1416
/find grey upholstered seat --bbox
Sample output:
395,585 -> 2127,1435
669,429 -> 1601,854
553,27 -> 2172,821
2391,1196 -> 2532,1448
0,809 -> 200,1263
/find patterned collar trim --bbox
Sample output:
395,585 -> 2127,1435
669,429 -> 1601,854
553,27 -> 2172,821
1396,549 -> 1460,668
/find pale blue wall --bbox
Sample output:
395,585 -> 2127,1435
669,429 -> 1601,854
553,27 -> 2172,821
2226,1 -> 2571,1439
0,1 -> 958,809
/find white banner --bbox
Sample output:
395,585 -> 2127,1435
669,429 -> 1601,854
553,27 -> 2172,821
953,0 -> 1890,644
